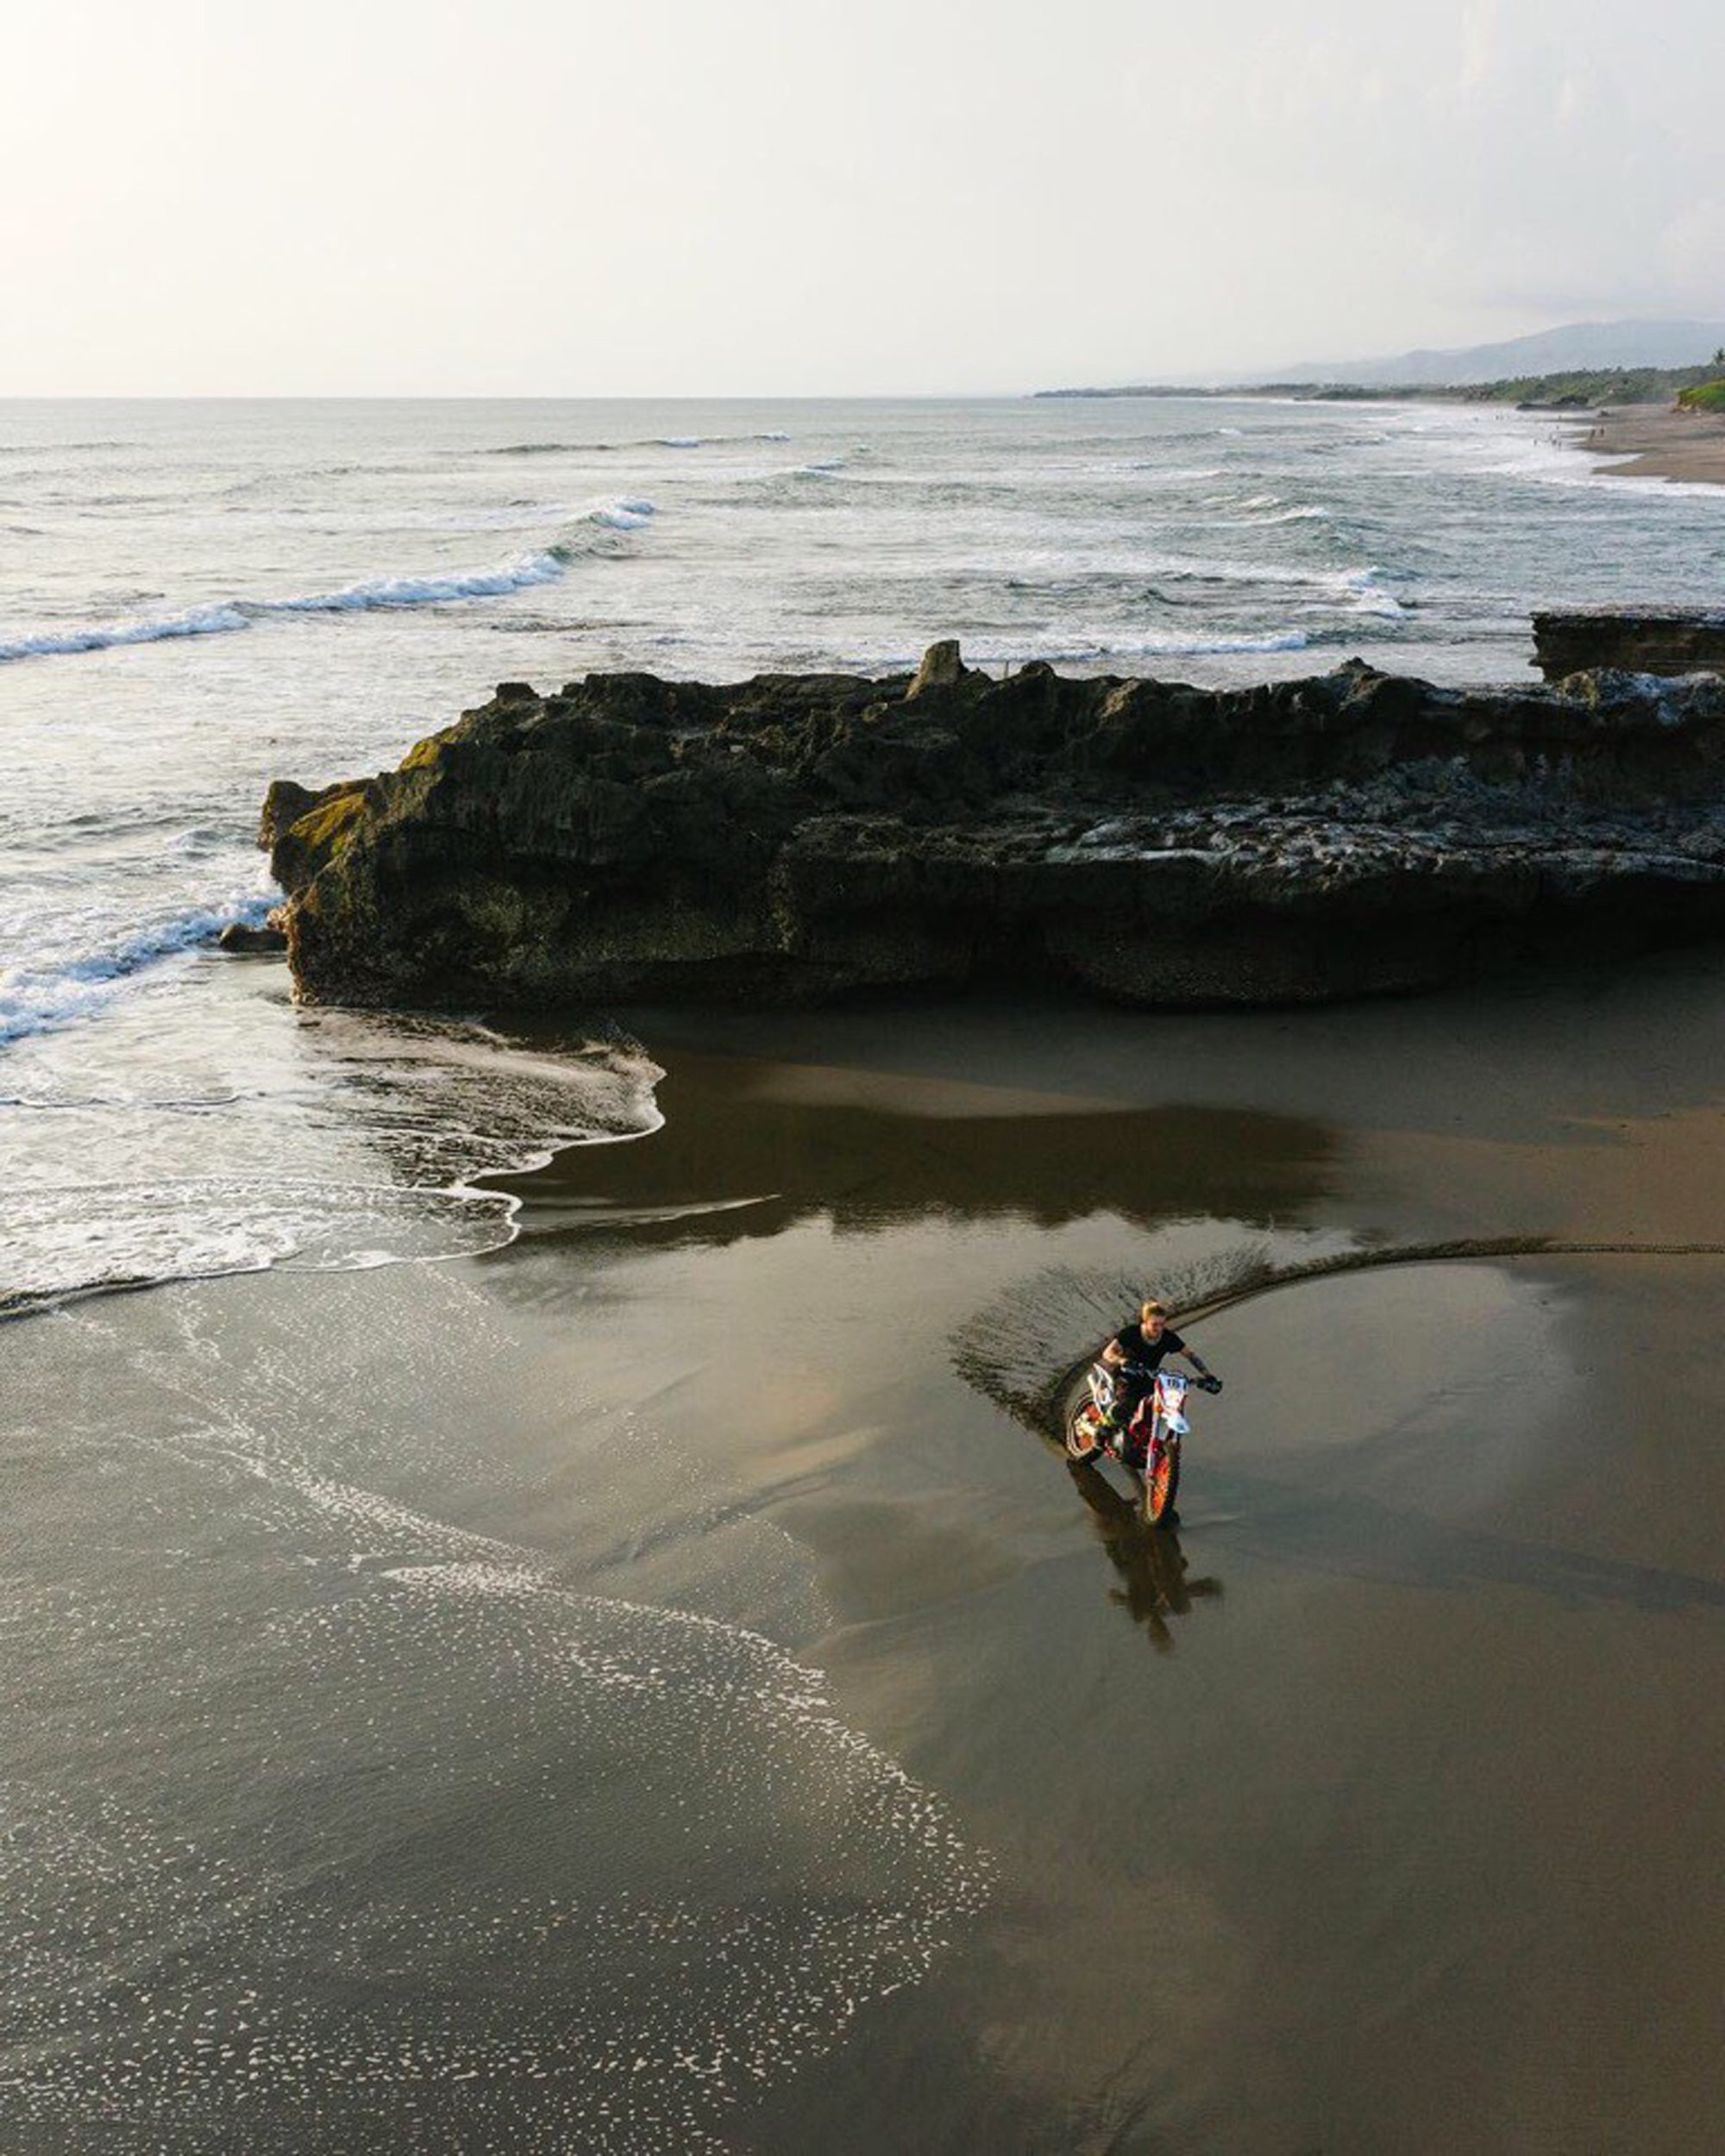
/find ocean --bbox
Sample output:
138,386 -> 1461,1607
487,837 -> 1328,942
6,398 -> 1725,2153
3,393 -> 1722,1307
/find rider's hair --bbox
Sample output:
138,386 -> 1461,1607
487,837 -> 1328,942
1140,1298 -> 1168,1322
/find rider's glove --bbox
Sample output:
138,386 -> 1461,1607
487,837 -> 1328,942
1200,1374 -> 1223,1394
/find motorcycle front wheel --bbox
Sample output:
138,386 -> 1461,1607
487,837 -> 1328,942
1143,1438 -> 1181,1526
1064,1401 -> 1105,1462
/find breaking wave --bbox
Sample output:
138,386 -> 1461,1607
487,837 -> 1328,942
0,502 -> 658,663
0,890 -> 276,1045
1025,629 -> 1309,662
489,434 -> 790,455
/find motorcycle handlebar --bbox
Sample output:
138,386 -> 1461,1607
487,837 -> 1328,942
1105,1360 -> 1222,1393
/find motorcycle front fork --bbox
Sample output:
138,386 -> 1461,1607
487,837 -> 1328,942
1104,1413 -> 1156,1466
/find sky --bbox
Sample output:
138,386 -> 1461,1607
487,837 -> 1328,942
3,0 -> 1720,395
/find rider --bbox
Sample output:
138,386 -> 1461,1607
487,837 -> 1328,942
1099,1299 -> 1220,1445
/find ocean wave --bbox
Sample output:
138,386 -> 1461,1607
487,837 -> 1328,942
263,549 -> 570,611
581,497 -> 656,531
487,440 -> 617,456
650,432 -> 794,449
1125,462 -> 1226,480
0,504 -> 658,664
1247,504 -> 1335,524
1337,567 -> 1409,618
490,432 -> 790,456
0,890 -> 276,1045
1029,630 -> 1310,662
0,439 -> 129,456
0,603 -> 252,661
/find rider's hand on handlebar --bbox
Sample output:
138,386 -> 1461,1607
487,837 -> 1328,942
1199,1374 -> 1223,1394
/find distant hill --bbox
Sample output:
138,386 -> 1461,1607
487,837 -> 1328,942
1271,319 -> 1725,388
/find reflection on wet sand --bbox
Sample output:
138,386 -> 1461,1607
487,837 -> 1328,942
1066,1463 -> 1223,1650
484,999 -> 1725,2155
1197,1466 -> 1725,1615
498,1048 -> 1339,1256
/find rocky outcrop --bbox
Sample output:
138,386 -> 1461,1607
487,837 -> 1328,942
1533,607 -> 1725,681
216,921 -> 288,955
261,647 -> 1725,1011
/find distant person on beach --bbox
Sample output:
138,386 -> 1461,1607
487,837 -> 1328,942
1101,1300 -> 1220,1432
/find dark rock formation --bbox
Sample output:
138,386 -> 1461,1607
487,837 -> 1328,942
1533,607 -> 1725,682
261,645 -> 1725,1011
217,920 -> 289,955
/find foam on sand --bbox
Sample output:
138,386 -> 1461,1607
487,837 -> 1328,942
0,1281 -> 991,2151
4,1015 -> 667,1314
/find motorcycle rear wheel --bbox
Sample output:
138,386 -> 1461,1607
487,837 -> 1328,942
1064,1401 -> 1105,1462
1143,1438 -> 1181,1526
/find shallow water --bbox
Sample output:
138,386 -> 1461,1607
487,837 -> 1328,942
4,392 -> 1724,1312
7,962 -> 1725,2150
6,397 -> 1725,2147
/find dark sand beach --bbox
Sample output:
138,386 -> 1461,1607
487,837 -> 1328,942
10,949 -> 1725,2152
1582,403 -> 1725,485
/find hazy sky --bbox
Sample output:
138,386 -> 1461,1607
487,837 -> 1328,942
3,0 -> 1719,394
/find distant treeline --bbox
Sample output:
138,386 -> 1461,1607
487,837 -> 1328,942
1040,364 -> 1725,409
1420,365 -> 1725,408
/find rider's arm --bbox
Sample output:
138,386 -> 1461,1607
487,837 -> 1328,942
1101,1337 -> 1129,1368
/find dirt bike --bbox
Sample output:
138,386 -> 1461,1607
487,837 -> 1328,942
1065,1360 -> 1218,1526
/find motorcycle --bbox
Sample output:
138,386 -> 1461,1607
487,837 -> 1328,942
1065,1360 -> 1217,1526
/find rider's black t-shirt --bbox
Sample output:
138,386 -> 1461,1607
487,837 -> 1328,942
1112,1323 -> 1185,1369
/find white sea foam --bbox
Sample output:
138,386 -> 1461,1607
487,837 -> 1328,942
0,890 -> 276,1045
4,1017 -> 667,1313
585,497 -> 656,530
1125,461 -> 1226,480
1337,567 -> 1408,618
0,501 -> 659,664
0,1281 -> 989,2146
0,603 -> 252,661
1031,629 -> 1310,662
1250,504 -> 1335,524
655,431 -> 794,447
266,549 -> 569,612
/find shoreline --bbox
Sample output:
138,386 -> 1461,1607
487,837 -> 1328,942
14,959 -> 1725,2149
1578,402 -> 1725,486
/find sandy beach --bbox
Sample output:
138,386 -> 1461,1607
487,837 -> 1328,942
11,950 -> 1725,2152
10,398 -> 1725,2155
1581,401 -> 1725,484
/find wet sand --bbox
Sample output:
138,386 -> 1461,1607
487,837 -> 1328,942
1579,402 -> 1725,485
9,952 -> 1725,2150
